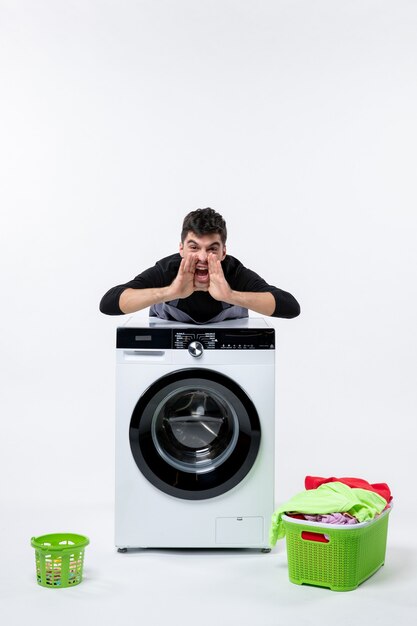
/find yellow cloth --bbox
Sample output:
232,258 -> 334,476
270,481 -> 387,546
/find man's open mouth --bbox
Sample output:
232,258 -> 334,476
195,266 -> 209,281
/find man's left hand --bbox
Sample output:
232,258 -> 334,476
207,253 -> 233,302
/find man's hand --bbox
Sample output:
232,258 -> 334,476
207,253 -> 233,302
168,254 -> 199,300
119,255 -> 199,313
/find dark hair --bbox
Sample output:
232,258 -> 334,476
181,208 -> 227,244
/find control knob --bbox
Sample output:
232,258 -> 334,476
188,341 -> 204,358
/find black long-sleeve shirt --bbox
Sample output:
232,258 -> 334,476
99,253 -> 300,323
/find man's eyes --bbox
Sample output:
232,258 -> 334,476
188,246 -> 219,252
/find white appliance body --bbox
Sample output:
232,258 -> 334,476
115,318 -> 275,550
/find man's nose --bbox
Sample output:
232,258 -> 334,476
198,250 -> 208,263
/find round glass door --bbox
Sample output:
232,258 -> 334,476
129,369 -> 261,500
152,386 -> 240,474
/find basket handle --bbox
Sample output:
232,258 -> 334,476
301,531 -> 330,543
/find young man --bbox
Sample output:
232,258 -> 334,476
99,208 -> 300,324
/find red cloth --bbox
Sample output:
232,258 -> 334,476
305,476 -> 392,503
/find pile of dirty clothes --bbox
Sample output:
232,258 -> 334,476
270,476 -> 392,546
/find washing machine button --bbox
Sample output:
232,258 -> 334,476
188,341 -> 204,358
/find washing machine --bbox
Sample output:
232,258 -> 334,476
115,316 -> 276,551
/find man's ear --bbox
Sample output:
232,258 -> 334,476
179,242 -> 184,258
221,245 -> 227,260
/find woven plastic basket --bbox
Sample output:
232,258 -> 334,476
31,533 -> 89,588
282,507 -> 391,591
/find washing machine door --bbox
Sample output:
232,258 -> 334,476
129,368 -> 261,500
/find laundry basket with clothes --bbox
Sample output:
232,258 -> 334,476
270,476 -> 392,591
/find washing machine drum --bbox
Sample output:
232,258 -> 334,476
129,368 -> 261,500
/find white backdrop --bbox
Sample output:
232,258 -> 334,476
1,0 -> 416,519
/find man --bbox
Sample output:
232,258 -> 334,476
100,208 -> 300,323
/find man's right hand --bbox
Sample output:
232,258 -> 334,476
119,254 -> 202,314
167,254 -> 200,300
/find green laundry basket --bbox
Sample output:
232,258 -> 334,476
31,533 -> 89,588
282,507 -> 391,591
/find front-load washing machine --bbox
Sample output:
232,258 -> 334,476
115,317 -> 275,550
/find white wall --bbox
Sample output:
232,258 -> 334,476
1,0 -> 416,512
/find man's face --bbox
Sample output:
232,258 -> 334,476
179,231 -> 226,288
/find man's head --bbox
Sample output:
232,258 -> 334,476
180,208 -> 227,245
179,208 -> 227,288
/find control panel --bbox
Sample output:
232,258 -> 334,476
174,330 -> 275,350
117,327 -> 275,350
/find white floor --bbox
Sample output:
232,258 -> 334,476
3,500 -> 416,626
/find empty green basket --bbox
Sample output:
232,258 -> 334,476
282,507 -> 391,591
31,533 -> 89,588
